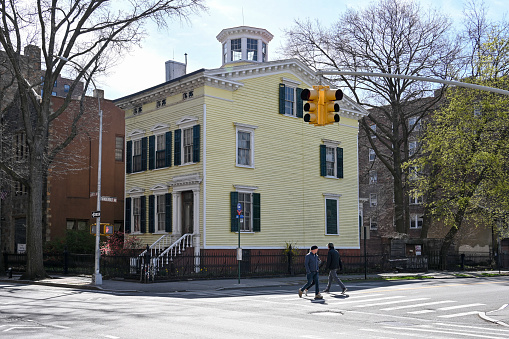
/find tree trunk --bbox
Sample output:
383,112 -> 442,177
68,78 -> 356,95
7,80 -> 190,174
393,171 -> 406,234
21,148 -> 48,280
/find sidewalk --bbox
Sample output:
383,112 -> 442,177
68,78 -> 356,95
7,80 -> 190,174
1,270 -> 508,326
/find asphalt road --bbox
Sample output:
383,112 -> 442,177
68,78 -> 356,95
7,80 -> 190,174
1,276 -> 508,338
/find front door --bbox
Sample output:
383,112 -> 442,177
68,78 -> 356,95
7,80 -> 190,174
182,191 -> 194,234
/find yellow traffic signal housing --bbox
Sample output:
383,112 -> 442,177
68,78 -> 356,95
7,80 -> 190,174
301,88 -> 319,125
90,223 -> 114,236
301,86 -> 343,126
323,88 -> 343,125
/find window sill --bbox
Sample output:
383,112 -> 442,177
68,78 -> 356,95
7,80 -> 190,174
236,164 -> 255,169
283,114 -> 300,119
178,162 -> 197,167
324,176 -> 339,179
325,233 -> 339,236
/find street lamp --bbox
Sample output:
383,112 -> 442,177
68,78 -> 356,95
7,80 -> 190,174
55,56 -> 103,284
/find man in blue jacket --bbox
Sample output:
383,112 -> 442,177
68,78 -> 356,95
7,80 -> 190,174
298,245 -> 323,300
323,242 -> 347,294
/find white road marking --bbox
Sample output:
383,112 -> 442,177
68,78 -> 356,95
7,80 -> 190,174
381,300 -> 455,311
438,310 -> 481,318
438,303 -> 485,311
353,297 -> 429,308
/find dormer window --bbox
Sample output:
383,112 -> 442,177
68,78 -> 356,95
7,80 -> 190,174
231,38 -> 241,61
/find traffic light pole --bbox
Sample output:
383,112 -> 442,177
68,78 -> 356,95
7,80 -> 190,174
316,71 -> 509,96
93,98 -> 103,285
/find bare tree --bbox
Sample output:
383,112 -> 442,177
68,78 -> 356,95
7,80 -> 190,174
281,0 -> 460,235
0,0 -> 205,280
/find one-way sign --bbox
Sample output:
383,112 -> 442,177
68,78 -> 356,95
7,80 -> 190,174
92,211 -> 101,218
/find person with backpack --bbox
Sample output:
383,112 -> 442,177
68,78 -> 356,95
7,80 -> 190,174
323,242 -> 347,294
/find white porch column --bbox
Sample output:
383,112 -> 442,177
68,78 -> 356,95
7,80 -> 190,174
193,189 -> 201,273
173,192 -> 181,237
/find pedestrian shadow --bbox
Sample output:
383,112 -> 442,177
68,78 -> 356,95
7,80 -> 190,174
330,293 -> 349,299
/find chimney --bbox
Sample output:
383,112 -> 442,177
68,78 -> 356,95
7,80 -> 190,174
93,89 -> 104,99
165,60 -> 187,82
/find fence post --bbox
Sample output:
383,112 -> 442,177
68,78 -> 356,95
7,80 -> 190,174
287,245 -> 293,275
3,250 -> 7,273
63,246 -> 69,275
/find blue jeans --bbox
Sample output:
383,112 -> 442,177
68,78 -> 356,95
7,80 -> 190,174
301,272 -> 319,295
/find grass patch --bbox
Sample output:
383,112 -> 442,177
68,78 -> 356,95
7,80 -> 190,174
383,275 -> 435,281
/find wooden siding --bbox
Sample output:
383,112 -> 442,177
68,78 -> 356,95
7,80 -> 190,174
204,72 -> 360,250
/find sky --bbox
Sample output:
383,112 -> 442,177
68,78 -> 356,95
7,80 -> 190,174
98,0 -> 508,100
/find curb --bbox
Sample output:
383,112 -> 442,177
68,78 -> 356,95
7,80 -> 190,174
478,304 -> 509,327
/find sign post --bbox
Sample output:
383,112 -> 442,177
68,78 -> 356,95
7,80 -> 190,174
237,202 -> 242,284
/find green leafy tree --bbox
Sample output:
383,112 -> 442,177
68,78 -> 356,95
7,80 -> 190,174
409,60 -> 509,268
0,0 -> 205,280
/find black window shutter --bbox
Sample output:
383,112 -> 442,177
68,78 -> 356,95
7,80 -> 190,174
126,141 -> 132,174
279,83 -> 285,114
140,196 -> 147,233
148,195 -> 155,233
326,199 -> 338,235
125,197 -> 131,233
141,137 -> 148,171
337,147 -> 344,178
253,193 -> 261,232
165,131 -> 172,167
320,144 -> 327,177
296,87 -> 303,118
165,193 -> 172,232
230,192 -> 239,232
193,124 -> 200,163
148,135 -> 155,170
174,129 -> 181,166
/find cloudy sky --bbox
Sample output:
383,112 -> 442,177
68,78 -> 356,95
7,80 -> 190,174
99,0 -> 508,100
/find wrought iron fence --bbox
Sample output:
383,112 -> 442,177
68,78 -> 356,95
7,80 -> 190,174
2,250 -> 507,281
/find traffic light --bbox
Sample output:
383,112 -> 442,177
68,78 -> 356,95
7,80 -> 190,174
301,86 -> 342,126
301,87 -> 320,125
323,88 -> 342,124
90,223 -> 114,236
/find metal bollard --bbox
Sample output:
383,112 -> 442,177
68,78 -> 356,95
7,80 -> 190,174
7,267 -> 12,278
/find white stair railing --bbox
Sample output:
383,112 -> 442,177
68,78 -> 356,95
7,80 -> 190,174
139,234 -> 173,258
155,233 -> 193,269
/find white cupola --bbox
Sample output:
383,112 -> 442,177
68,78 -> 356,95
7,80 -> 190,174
216,26 -> 274,66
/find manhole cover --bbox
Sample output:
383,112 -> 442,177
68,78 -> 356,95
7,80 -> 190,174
310,310 -> 344,316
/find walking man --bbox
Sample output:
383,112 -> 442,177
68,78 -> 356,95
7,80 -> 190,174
323,242 -> 347,294
298,245 -> 323,300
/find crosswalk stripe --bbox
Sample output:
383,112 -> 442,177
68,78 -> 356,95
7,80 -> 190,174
438,303 -> 485,311
381,300 -> 455,311
381,325 -> 508,339
353,297 -> 429,308
438,310 -> 481,318
407,310 -> 435,314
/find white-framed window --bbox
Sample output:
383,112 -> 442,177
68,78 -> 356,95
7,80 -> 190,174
409,141 -> 418,156
409,117 -> 421,131
132,139 -> 142,172
182,127 -> 193,164
156,194 -> 166,232
324,196 -> 339,235
235,123 -> 256,168
369,170 -> 377,184
223,43 -> 227,64
410,214 -> 423,229
409,193 -> 423,205
326,146 -> 336,177
369,148 -> 376,162
156,133 -> 166,168
262,42 -> 267,62
370,217 -> 378,230
238,192 -> 252,232
133,197 -> 141,233
370,124 -> 377,138
370,193 -> 377,207
231,38 -> 241,61
284,85 -> 296,116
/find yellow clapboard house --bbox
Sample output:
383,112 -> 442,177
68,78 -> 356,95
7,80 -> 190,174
114,26 -> 368,264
